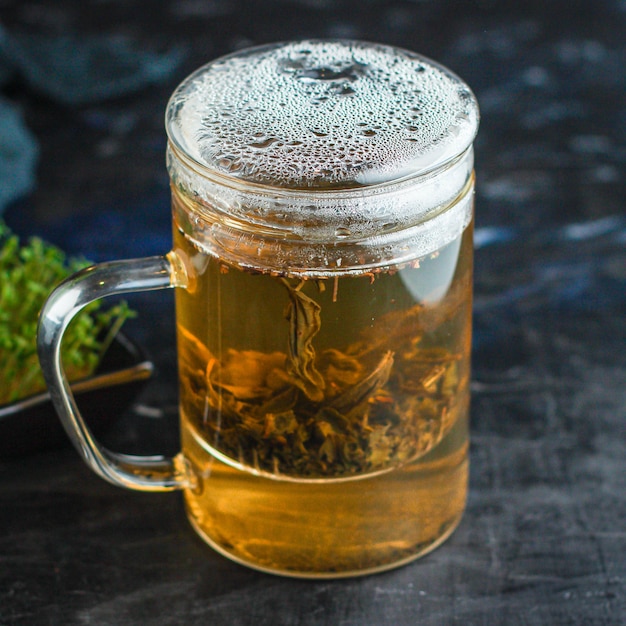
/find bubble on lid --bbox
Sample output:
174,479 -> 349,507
334,227 -> 352,238
167,40 -> 478,189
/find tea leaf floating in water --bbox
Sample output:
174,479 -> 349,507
282,279 -> 325,402
179,271 -> 464,479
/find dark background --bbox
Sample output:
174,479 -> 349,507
1,1 -> 625,624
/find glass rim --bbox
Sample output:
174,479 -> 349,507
167,139 -> 475,201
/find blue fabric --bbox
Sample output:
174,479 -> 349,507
0,22 -> 186,214
0,27 -> 186,106
0,97 -> 38,213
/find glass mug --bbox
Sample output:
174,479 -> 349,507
38,40 -> 479,578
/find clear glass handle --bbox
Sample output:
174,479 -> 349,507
37,253 -> 194,492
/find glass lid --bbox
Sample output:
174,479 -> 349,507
166,40 -> 479,191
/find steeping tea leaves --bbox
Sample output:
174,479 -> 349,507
178,257 -> 468,479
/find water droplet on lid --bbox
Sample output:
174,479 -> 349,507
332,83 -> 356,96
311,96 -> 329,105
250,137 -> 279,149
297,62 -> 367,83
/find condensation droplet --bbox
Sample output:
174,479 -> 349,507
250,137 -> 279,149
334,227 -> 352,238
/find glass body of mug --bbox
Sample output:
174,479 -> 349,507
167,147 -> 475,578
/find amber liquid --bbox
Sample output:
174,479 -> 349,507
173,191 -> 473,577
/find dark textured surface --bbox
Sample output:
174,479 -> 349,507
1,1 -> 625,624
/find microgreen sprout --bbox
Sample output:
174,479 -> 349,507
0,220 -> 135,404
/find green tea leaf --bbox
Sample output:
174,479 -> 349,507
281,279 -> 325,402
328,351 -> 394,414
